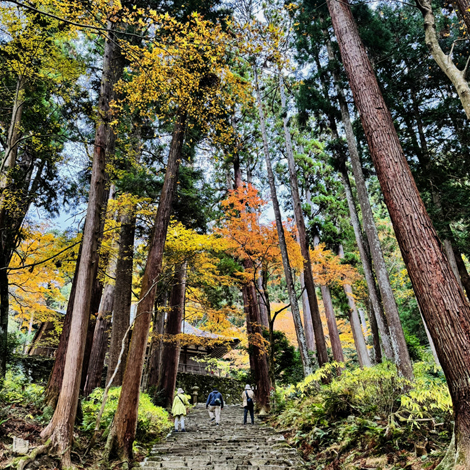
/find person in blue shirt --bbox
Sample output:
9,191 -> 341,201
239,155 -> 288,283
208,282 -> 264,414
206,388 -> 224,425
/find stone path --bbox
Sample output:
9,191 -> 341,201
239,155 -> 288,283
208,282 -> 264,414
140,404 -> 308,470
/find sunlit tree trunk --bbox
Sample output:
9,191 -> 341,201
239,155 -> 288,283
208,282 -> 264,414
40,27 -> 123,465
327,0 -> 470,464
298,192 -> 316,353
254,66 -> 313,376
105,111 -> 186,462
299,271 -> 315,352
313,236 -> 344,363
338,245 -> 371,367
324,34 -> 412,378
417,0 -> 470,119
276,73 -> 328,367
338,164 -> 385,363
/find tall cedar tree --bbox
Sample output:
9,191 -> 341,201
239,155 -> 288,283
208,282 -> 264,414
326,0 -> 470,465
40,27 -> 124,465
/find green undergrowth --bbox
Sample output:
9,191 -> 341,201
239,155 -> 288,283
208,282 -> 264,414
81,387 -> 172,445
0,371 -> 171,468
271,361 -> 452,469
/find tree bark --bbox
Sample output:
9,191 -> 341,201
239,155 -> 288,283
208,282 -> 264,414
338,245 -> 371,367
257,273 -> 270,328
44,249 -> 80,407
453,0 -> 470,31
40,28 -> 123,465
295,192 -> 316,352
253,66 -> 313,376
106,210 -> 136,387
0,77 -> 25,381
245,276 -> 271,412
416,0 -> 470,119
105,111 -> 186,461
417,302 -> 440,367
83,281 -> 115,397
232,142 -> 272,408
327,0 -> 470,464
0,76 -> 25,186
300,271 -> 316,352
338,164 -> 388,362
146,294 -> 167,390
276,73 -> 328,367
0,250 -> 8,384
325,35 -> 412,378
313,236 -> 344,363
158,263 -> 187,408
452,244 -> 470,299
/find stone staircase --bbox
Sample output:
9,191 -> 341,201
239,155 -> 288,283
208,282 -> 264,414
140,404 -> 308,470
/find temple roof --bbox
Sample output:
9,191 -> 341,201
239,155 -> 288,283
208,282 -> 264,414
180,321 -> 240,359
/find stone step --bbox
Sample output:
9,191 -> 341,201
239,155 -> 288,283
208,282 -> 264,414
140,404 -> 306,470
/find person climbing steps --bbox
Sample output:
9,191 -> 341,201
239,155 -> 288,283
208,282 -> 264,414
140,404 -> 308,469
205,388 -> 224,425
172,387 -> 190,432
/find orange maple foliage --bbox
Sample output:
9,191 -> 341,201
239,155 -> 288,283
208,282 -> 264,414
218,183 -> 303,285
271,301 -> 356,352
310,243 -> 360,287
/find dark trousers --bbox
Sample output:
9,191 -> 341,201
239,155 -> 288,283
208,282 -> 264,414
244,406 -> 254,424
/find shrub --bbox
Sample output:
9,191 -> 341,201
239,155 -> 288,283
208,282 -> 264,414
0,370 -> 45,409
272,361 -> 452,464
81,387 -> 172,444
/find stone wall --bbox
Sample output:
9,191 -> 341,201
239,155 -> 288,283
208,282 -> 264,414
11,355 -> 246,405
176,372 -> 245,405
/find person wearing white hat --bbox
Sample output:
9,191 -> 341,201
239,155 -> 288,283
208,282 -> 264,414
172,388 -> 189,432
242,384 -> 255,425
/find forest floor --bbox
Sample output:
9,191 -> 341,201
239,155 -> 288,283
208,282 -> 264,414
0,401 -> 148,469
1,398 -> 445,470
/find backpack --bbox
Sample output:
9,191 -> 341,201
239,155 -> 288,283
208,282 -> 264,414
211,393 -> 222,406
245,391 -> 253,407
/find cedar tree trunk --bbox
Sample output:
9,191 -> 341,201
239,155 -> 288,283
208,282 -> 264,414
105,112 -> 186,461
277,73 -> 328,367
325,36 -> 412,378
83,282 -> 115,397
158,263 -> 187,407
338,164 -> 386,362
45,248 -> 80,407
146,294 -> 167,390
254,66 -> 313,376
313,235 -> 344,363
300,271 -> 316,351
327,0 -> 470,464
338,245 -> 371,367
40,29 -> 123,465
106,210 -> 136,387
232,146 -> 272,406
